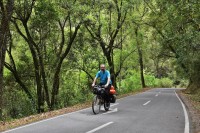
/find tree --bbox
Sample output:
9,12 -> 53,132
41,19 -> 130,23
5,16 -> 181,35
135,27 -> 146,88
85,0 -> 131,88
50,1 -> 83,109
1,0 -> 199,120
0,0 -> 14,120
144,0 -> 200,93
126,1 -> 149,88
11,0 -> 47,113
10,0 -> 87,111
4,33 -> 35,108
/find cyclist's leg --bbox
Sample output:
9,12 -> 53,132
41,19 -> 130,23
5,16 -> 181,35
105,84 -> 111,102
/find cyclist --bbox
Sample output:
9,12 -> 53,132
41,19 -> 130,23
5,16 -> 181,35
92,64 -> 112,102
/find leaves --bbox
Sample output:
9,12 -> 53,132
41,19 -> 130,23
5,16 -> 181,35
1,0 -> 199,121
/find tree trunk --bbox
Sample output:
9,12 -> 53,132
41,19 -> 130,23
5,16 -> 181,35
51,60 -> 62,109
106,53 -> 117,88
0,33 -> 6,120
186,78 -> 200,95
135,27 -> 146,88
185,61 -> 200,94
38,49 -> 50,109
50,23 -> 81,110
23,22 -> 44,113
0,0 -> 14,120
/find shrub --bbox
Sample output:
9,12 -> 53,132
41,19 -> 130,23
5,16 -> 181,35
119,70 -> 142,94
145,74 -> 157,87
119,72 -> 174,92
156,78 -> 173,88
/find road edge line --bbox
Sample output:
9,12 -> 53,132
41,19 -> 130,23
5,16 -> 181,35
175,91 -> 190,133
2,107 -> 91,133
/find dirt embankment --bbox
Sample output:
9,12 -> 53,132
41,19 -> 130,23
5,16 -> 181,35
178,91 -> 200,133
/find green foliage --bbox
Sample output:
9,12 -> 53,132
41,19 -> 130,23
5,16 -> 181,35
155,78 -> 173,88
55,70 -> 93,109
1,0 -> 199,121
144,74 -> 157,87
145,75 -> 173,88
178,80 -> 189,88
119,71 -> 173,94
119,70 -> 142,94
3,88 -> 36,120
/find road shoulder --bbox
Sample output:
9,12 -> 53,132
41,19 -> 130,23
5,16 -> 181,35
178,91 -> 200,133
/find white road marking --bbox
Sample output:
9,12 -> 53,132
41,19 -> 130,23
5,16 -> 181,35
85,122 -> 114,133
100,103 -> 119,110
102,108 -> 118,115
143,100 -> 151,106
110,103 -> 119,107
175,91 -> 189,133
155,94 -> 159,97
159,91 -> 161,94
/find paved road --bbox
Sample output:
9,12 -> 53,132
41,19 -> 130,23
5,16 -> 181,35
2,88 -> 189,133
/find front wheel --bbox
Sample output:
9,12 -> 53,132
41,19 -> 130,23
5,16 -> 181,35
104,100 -> 110,111
92,95 -> 101,114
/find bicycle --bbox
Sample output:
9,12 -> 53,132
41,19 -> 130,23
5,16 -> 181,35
92,85 -> 110,114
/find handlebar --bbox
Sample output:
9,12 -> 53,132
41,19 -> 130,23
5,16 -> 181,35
93,85 -> 105,89
92,85 -> 106,95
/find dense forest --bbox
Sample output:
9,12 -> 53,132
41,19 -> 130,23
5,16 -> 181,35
0,0 -> 199,121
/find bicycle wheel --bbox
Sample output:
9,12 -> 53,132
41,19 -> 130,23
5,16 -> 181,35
104,100 -> 110,111
92,95 -> 101,114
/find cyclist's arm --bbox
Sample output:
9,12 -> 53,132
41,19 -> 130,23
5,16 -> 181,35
92,77 -> 97,85
105,77 -> 110,87
105,71 -> 111,87
92,71 -> 100,86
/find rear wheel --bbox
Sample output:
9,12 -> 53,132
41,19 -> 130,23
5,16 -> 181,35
92,95 -> 101,114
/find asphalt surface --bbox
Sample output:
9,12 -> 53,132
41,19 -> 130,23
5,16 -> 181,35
2,88 -> 189,133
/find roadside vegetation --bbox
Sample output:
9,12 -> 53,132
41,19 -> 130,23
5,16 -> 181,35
0,0 -> 199,130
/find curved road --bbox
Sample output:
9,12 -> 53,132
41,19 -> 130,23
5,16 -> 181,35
2,88 -> 190,133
